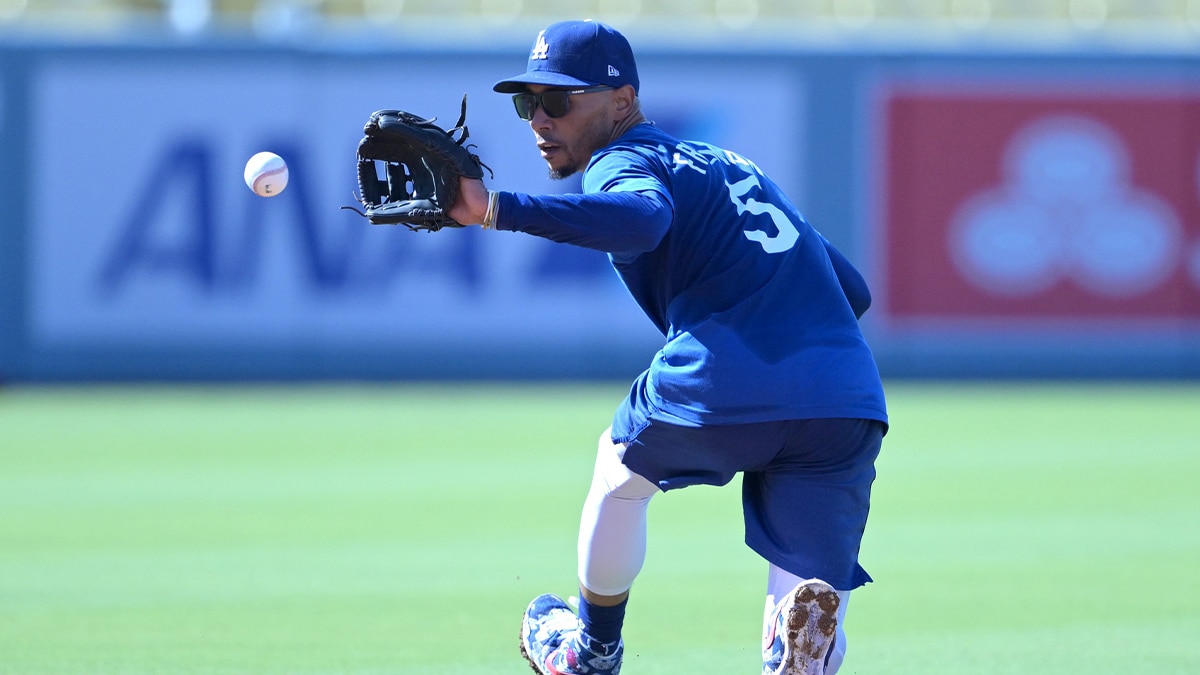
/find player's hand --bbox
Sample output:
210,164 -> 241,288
449,176 -> 491,226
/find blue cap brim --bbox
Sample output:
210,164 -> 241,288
492,70 -> 596,93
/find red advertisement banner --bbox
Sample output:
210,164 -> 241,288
878,85 -> 1200,326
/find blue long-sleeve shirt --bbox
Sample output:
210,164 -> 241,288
495,124 -> 887,432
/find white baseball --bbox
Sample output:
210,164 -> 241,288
244,151 -> 289,197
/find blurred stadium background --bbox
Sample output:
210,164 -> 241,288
4,0 -> 1200,383
3,0 -> 1200,37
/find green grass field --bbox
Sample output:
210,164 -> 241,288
1,382 -> 1197,674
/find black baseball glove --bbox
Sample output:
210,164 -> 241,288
343,95 -> 490,231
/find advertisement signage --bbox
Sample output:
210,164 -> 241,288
877,81 -> 1200,331
28,54 -> 799,365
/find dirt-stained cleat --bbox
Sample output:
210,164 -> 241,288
762,579 -> 840,675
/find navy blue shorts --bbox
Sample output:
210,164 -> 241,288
617,417 -> 884,590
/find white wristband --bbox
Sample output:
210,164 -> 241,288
481,190 -> 499,230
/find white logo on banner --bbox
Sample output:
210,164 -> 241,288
949,115 -> 1182,298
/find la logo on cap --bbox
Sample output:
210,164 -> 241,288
531,30 -> 549,60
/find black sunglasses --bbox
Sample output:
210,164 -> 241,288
512,86 -> 613,121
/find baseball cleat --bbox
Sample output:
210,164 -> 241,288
519,593 -> 623,675
762,579 -> 840,675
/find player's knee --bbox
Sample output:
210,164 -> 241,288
597,428 -> 616,453
594,427 -> 626,474
592,428 -> 657,500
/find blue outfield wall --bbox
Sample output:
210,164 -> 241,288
1,37 -> 1199,381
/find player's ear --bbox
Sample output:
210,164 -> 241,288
611,85 -> 637,116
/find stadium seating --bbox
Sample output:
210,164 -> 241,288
4,0 -> 1199,36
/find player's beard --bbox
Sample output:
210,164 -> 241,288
546,116 -> 614,180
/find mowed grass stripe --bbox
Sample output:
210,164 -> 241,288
1,382 -> 1197,673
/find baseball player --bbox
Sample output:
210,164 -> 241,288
449,20 -> 888,675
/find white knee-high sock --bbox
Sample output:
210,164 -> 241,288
764,564 -> 852,674
577,432 -> 659,596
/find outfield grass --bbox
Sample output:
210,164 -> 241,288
0,382 -> 1197,674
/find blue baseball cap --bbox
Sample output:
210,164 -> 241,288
493,20 -> 639,94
